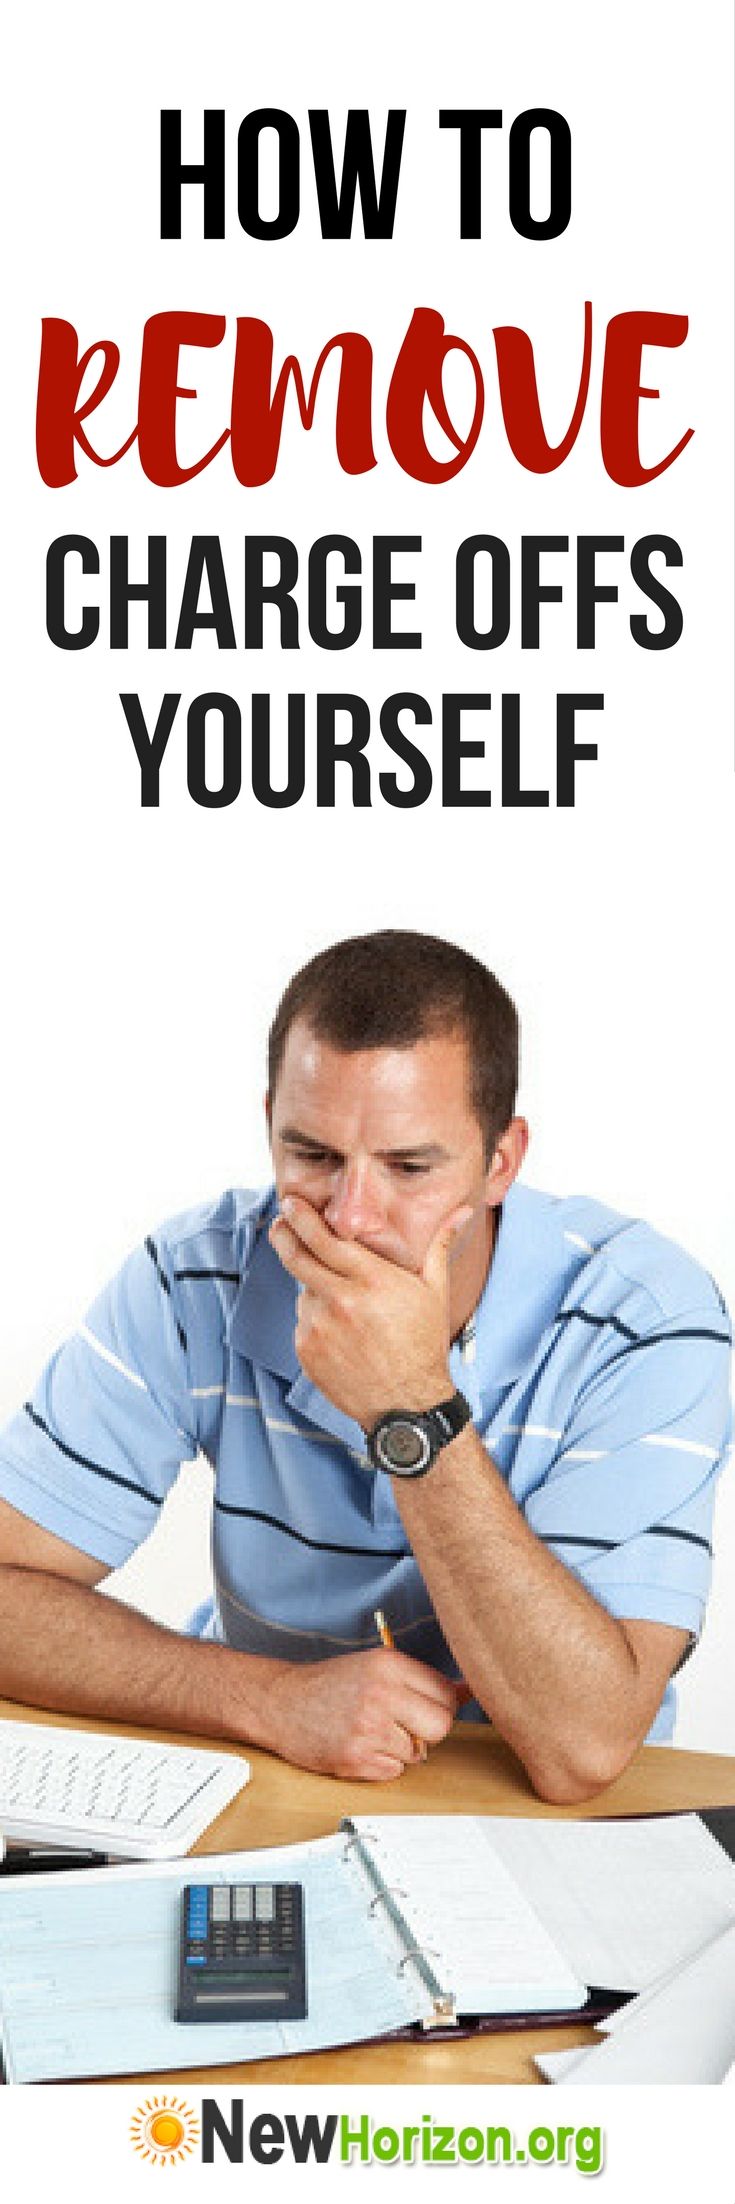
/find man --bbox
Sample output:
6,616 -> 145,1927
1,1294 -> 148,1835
0,932 -> 731,1801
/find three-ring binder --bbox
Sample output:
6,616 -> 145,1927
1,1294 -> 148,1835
340,1816 -> 457,2027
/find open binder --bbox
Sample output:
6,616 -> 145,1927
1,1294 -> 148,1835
2,1808 -> 735,2080
339,1814 -> 588,2032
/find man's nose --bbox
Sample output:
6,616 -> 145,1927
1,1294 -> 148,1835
324,1161 -> 385,1240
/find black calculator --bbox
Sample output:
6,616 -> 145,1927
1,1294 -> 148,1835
176,1880 -> 307,2023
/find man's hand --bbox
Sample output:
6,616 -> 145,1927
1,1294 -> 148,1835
262,1649 -> 463,1780
269,1196 -> 470,1429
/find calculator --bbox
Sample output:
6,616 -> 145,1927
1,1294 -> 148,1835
176,1881 -> 307,2023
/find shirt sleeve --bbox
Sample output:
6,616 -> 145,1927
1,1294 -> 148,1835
524,1308 -> 733,1637
0,1231 -> 199,1567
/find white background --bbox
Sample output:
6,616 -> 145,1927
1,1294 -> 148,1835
1,0 -> 733,2161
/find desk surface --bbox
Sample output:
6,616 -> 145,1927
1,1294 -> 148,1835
4,1699 -> 735,2086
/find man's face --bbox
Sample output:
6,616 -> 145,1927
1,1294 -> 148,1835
268,1018 -> 515,1292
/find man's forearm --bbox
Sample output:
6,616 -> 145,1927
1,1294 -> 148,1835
267,1195 -> 688,1800
0,1564 -> 282,1749
0,1565 -> 462,1783
392,1427 -> 658,1802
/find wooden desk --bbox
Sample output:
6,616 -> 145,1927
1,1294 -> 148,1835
4,1700 -> 735,2086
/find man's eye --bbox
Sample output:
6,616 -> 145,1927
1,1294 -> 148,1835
395,1160 -> 432,1176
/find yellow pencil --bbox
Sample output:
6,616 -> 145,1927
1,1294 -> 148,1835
373,1609 -> 427,1759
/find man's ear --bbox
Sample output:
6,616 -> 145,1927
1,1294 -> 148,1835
264,1092 -> 272,1137
484,1117 -> 529,1209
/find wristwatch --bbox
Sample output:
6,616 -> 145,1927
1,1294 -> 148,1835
366,1392 -> 471,1477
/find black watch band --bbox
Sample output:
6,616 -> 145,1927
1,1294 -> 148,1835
366,1391 -> 471,1477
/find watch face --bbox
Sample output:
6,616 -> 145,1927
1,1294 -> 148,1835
376,1418 -> 431,1475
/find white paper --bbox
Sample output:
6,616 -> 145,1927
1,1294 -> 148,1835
542,1923 -> 735,2084
488,1813 -> 735,1991
0,1837 -> 427,2084
535,2047 -> 584,2081
349,1816 -> 586,2013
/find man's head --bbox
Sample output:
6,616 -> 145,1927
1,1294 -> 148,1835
268,931 -> 519,1159
266,932 -> 527,1318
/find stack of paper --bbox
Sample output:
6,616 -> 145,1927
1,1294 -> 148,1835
536,1921 -> 735,2084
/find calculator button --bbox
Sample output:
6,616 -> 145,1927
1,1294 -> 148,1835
233,1886 -> 254,1922
255,1885 -> 275,1922
211,1888 -> 231,1922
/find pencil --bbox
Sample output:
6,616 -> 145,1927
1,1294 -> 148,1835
373,1609 -> 427,1760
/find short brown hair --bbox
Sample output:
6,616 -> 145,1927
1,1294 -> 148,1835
267,931 -> 519,1156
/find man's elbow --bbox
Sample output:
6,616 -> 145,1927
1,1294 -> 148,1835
521,1730 -> 641,1807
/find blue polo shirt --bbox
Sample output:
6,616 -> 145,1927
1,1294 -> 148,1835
0,1183 -> 731,1740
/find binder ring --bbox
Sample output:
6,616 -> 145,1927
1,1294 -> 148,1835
398,1945 -> 441,1975
368,1885 -> 407,1915
342,1825 -> 379,1856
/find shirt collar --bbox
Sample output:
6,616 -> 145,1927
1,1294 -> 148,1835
229,1189 -> 299,1382
470,1181 -> 561,1391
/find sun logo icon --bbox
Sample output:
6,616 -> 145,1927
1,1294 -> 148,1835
130,2094 -> 200,2165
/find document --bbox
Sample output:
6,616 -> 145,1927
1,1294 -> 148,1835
0,1840 -> 421,2083
344,1816 -> 584,2013
0,1820 -> 585,2084
2,1811 -> 734,2082
537,1923 -> 735,2084
487,1812 -> 735,1991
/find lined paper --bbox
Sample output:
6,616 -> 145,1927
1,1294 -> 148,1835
348,1817 -> 586,2014
0,1839 -> 425,2083
487,1812 -> 735,1990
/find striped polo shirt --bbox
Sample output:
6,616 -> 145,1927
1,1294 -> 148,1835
0,1183 -> 731,1740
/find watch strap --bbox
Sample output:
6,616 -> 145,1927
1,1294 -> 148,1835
424,1393 -> 472,1449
